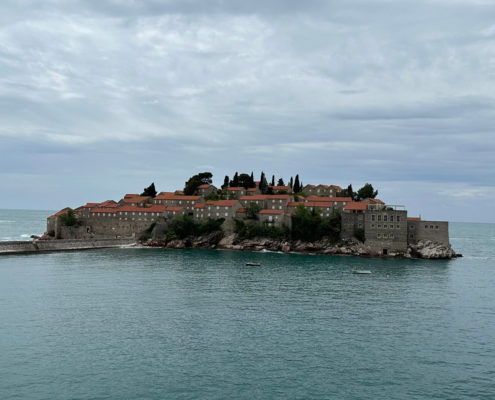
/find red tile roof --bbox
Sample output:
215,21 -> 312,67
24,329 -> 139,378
288,202 -> 334,208
116,205 -> 166,213
407,217 -> 421,221
307,196 -> 352,202
47,207 -> 71,219
121,195 -> 150,204
175,190 -> 184,195
247,188 -> 258,192
236,208 -> 246,213
194,203 -> 206,209
266,195 -> 292,200
91,208 -> 118,214
331,185 -> 343,191
166,206 -> 184,212
207,200 -> 239,207
259,209 -> 284,215
368,198 -> 385,204
240,195 -> 267,201
227,187 -> 244,191
344,202 -> 368,211
271,185 -> 290,191
198,184 -> 212,189
154,194 -> 201,201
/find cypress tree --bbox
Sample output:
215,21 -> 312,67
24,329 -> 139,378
222,175 -> 230,189
230,172 -> 239,187
277,178 -> 285,186
259,172 -> 268,194
289,177 -> 293,189
271,175 -> 275,186
293,175 -> 301,193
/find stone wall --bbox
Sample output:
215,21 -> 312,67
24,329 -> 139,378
407,220 -> 449,245
0,238 -> 136,255
364,209 -> 408,255
341,212 -> 365,240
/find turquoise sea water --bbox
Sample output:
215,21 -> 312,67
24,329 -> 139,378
0,210 -> 494,399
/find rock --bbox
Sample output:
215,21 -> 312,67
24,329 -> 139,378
218,233 -> 236,247
408,240 -> 456,259
282,242 -> 291,253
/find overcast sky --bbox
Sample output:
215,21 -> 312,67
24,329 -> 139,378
1,0 -> 494,222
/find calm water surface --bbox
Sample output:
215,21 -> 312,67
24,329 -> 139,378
0,210 -> 494,399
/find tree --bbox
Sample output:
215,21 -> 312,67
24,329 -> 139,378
259,172 -> 268,194
289,177 -> 293,189
271,175 -> 275,186
245,202 -> 262,219
222,175 -> 230,189
184,172 -> 213,195
277,178 -> 285,186
238,173 -> 255,189
356,183 -> 378,200
293,174 -> 301,193
60,209 -> 79,227
230,172 -> 239,187
141,182 -> 157,198
337,184 -> 356,200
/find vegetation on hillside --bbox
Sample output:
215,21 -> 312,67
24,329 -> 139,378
141,182 -> 157,198
60,209 -> 80,227
184,172 -> 213,195
291,204 -> 341,242
234,219 -> 289,240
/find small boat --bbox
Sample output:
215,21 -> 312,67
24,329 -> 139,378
352,270 -> 372,274
246,262 -> 261,266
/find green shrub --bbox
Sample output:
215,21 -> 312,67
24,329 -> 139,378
354,228 -> 365,243
60,209 -> 79,227
235,219 -> 289,239
166,215 -> 225,239
291,205 -> 341,243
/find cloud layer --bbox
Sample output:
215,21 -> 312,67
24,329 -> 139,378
0,0 -> 494,221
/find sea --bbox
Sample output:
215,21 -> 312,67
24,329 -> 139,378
0,209 -> 494,400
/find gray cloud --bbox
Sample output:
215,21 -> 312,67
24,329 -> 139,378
0,0 -> 494,221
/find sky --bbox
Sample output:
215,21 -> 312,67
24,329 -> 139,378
0,0 -> 494,222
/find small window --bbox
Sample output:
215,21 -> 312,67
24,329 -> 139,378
378,215 -> 382,221
384,215 -> 388,222
390,215 -> 394,222
372,215 -> 376,221
396,216 -> 401,222
430,225 -> 434,229
425,225 -> 428,229
377,233 -> 381,239
378,224 -> 382,229
383,234 -> 388,239
435,225 -> 439,230
390,234 -> 394,239
396,224 -> 400,229
384,224 -> 387,229
371,224 -> 375,228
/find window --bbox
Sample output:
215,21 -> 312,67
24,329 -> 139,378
371,224 -> 375,228
396,224 -> 400,229
430,225 -> 434,229
390,234 -> 394,239
225,213 -> 228,217
435,225 -> 439,230
378,224 -> 382,229
409,233 -> 414,238
396,216 -> 401,222
378,215 -> 382,221
372,215 -> 376,221
216,213 -> 219,217
383,234 -> 388,239
390,215 -> 394,222
384,224 -> 387,229
384,215 -> 388,222
425,225 -> 428,229
377,233 -> 381,239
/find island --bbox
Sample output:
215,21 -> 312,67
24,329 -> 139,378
38,172 -> 457,259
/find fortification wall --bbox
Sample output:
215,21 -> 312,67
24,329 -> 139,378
0,238 -> 136,255
407,220 -> 449,245
58,215 -> 161,239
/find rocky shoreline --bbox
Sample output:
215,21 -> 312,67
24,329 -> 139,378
142,232 -> 459,259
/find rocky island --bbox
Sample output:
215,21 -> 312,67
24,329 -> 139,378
36,171 -> 458,259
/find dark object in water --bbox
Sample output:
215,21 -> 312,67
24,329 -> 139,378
352,270 -> 371,275
246,262 -> 261,266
